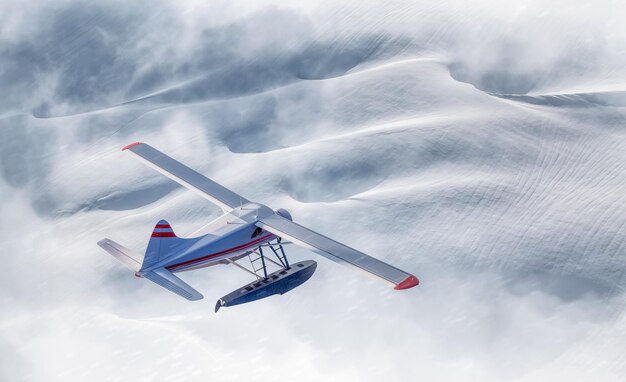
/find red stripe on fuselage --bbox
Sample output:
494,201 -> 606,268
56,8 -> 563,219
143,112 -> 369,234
165,234 -> 274,271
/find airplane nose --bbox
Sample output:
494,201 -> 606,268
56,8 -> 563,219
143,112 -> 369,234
276,208 -> 292,221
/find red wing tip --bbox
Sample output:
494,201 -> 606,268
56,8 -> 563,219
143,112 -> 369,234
394,275 -> 419,290
122,142 -> 143,151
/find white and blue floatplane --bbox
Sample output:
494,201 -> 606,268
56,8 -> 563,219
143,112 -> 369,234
98,142 -> 419,312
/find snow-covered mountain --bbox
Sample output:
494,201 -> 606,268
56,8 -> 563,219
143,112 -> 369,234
1,1 -> 625,381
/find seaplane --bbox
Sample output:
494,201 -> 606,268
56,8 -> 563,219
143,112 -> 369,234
98,142 -> 419,312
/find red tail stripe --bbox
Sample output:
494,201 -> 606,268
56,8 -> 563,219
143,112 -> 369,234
151,232 -> 177,238
155,224 -> 171,228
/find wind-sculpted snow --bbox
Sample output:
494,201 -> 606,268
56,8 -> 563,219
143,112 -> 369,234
1,1 -> 625,381
493,91 -> 626,108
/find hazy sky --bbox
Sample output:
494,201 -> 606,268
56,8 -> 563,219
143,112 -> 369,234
1,1 -> 625,381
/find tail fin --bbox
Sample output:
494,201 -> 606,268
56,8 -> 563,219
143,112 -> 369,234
141,220 -> 188,270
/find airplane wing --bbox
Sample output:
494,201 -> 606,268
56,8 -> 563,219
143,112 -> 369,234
122,142 -> 248,211
140,267 -> 204,301
256,214 -> 419,290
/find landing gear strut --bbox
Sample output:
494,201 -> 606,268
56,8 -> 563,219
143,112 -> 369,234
215,238 -> 317,312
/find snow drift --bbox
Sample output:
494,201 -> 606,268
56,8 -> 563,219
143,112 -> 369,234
1,0 -> 625,381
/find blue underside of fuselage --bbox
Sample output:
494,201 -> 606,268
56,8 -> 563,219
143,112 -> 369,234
167,232 -> 276,272
152,222 -> 275,272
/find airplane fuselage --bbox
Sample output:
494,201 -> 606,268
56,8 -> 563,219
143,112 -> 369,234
144,203 -> 282,274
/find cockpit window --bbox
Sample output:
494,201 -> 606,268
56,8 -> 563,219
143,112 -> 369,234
251,227 -> 263,238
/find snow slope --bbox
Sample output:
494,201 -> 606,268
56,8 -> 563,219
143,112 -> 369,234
1,1 -> 625,381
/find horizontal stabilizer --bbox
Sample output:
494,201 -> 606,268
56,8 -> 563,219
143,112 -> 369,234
140,268 -> 204,301
98,238 -> 143,272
